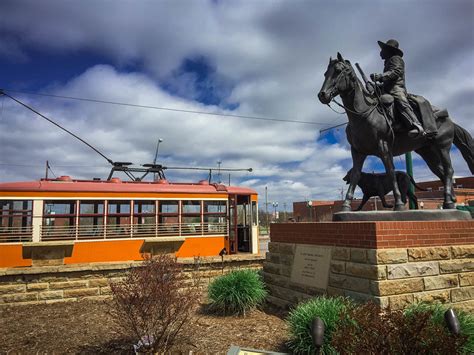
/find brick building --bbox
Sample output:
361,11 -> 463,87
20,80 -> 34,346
293,176 -> 474,222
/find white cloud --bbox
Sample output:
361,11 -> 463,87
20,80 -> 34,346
0,0 -> 472,210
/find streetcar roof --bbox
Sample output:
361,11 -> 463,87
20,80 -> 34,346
0,176 -> 257,196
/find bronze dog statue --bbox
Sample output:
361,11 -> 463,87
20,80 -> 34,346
343,169 -> 427,211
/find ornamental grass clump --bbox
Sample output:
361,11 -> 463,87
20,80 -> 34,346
207,269 -> 267,316
405,302 -> 474,354
286,296 -> 353,355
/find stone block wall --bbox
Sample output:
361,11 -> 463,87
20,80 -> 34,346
0,255 -> 264,307
264,221 -> 474,311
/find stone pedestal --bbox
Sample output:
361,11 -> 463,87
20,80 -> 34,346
264,220 -> 474,312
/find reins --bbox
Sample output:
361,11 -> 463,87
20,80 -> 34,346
326,63 -> 395,144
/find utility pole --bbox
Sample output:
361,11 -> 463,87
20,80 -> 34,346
405,152 -> 416,209
217,160 -> 222,184
265,186 -> 269,231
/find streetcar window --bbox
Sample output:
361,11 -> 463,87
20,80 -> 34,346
182,200 -> 201,213
0,200 -> 33,229
159,201 -> 179,213
44,201 -> 75,215
108,201 -> 130,214
252,201 -> 258,226
134,201 -> 156,225
80,201 -> 104,214
43,200 -> 76,228
134,201 -> 155,214
204,201 -> 226,213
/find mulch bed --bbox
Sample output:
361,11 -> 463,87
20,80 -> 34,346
0,300 -> 289,354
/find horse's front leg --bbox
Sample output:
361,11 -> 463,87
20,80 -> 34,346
342,149 -> 366,212
379,142 -> 404,211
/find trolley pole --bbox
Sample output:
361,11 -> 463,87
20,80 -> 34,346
405,152 -> 416,210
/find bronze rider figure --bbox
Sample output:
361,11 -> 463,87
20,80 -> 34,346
370,39 -> 426,138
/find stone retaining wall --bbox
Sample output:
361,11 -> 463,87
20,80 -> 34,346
264,242 -> 473,311
0,255 -> 264,307
264,221 -> 474,311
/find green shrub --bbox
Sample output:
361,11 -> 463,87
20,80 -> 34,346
207,269 -> 267,316
405,302 -> 474,354
286,296 -> 353,354
332,302 -> 467,354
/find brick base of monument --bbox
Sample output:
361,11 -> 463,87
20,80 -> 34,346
264,221 -> 474,311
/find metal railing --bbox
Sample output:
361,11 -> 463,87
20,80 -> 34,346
0,226 -> 33,243
39,222 -> 227,241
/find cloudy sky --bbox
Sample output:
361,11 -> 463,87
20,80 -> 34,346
0,0 -> 473,210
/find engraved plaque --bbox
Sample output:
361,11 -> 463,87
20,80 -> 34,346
290,245 -> 332,290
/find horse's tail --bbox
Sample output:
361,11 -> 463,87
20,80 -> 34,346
408,174 -> 428,191
453,123 -> 474,174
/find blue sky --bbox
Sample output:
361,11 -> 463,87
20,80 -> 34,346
0,0 -> 473,210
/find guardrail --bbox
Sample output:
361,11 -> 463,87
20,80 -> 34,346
0,226 -> 33,243
39,222 -> 227,241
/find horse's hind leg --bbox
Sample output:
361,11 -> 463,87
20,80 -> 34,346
342,149 -> 366,212
416,146 -> 455,209
379,142 -> 404,210
439,147 -> 455,209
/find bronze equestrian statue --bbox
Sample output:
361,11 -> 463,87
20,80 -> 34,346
318,42 -> 474,212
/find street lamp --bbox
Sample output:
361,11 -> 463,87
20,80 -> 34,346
153,138 -> 163,180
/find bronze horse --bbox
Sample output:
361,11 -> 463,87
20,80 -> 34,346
318,53 -> 474,211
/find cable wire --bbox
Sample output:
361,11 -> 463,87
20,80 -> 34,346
3,89 -> 333,126
2,92 -> 114,165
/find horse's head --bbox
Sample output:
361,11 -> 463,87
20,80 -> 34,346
318,52 -> 356,104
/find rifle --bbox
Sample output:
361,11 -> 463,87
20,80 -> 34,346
355,63 -> 370,85
356,62 -> 378,95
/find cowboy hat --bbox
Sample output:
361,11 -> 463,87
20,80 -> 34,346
377,39 -> 404,57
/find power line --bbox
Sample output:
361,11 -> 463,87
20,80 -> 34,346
1,92 -> 114,165
3,88 -> 334,127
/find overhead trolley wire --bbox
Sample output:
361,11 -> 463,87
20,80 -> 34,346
1,91 -> 114,165
3,89 -> 334,127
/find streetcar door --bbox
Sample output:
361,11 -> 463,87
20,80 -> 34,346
228,194 -> 252,254
227,195 -> 237,254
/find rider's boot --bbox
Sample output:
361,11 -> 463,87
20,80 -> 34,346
408,121 -> 425,138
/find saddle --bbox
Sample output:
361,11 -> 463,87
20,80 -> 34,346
378,94 -> 447,136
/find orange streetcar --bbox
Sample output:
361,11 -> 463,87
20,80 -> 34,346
0,175 -> 259,268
